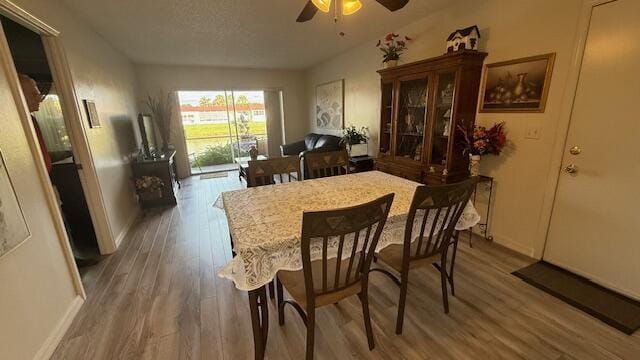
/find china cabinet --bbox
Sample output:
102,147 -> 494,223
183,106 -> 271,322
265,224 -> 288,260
375,50 -> 487,184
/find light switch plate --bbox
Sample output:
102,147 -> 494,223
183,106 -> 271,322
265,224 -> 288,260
525,124 -> 542,140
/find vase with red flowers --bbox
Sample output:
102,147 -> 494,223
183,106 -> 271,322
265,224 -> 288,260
376,33 -> 412,68
458,122 -> 507,176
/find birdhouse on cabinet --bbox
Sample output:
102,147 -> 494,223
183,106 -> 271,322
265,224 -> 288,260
446,25 -> 480,53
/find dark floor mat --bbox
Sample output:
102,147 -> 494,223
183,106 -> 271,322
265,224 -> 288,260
513,261 -> 640,335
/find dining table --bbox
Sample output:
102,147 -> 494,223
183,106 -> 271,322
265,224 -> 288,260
216,171 -> 481,359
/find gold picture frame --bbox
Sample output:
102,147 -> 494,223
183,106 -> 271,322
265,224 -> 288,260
479,53 -> 555,113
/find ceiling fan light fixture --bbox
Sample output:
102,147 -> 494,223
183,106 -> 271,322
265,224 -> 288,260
342,0 -> 363,15
311,0 -> 332,13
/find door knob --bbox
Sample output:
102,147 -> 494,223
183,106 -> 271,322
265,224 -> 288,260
564,164 -> 578,174
569,146 -> 582,155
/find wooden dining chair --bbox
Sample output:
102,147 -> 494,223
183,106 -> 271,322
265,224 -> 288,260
371,177 -> 478,334
276,193 -> 395,360
304,150 -> 349,179
231,156 -> 302,299
247,156 -> 301,187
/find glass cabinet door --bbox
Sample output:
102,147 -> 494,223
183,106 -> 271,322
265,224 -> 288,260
395,77 -> 428,161
379,82 -> 393,155
430,72 -> 456,166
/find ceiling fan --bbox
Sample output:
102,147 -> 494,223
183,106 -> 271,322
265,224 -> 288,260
297,0 -> 410,23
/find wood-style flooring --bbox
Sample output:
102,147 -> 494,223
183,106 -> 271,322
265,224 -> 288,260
52,173 -> 640,359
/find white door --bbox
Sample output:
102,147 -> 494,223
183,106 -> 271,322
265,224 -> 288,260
544,0 -> 640,299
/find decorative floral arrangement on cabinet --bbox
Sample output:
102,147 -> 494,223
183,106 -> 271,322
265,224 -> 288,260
458,122 -> 508,176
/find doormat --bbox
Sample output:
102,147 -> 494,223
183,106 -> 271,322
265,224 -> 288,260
513,261 -> 640,334
200,172 -> 228,180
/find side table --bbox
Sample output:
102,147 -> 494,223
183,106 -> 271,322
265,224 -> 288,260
469,175 -> 494,247
349,155 -> 374,173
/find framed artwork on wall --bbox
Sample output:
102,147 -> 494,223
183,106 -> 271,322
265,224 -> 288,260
83,99 -> 101,128
479,53 -> 555,113
316,79 -> 344,130
0,149 -> 30,259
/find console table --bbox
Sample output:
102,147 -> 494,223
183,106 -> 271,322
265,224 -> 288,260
469,175 -> 494,246
131,150 -> 180,208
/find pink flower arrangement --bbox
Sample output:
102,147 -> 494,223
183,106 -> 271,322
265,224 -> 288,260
376,33 -> 412,62
458,122 -> 507,156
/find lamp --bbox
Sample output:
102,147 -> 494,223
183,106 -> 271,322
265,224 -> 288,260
342,0 -> 362,15
311,0 -> 362,16
311,0 -> 331,13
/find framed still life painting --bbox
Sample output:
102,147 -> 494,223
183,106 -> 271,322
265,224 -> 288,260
479,53 -> 555,113
316,79 -> 344,130
0,150 -> 30,259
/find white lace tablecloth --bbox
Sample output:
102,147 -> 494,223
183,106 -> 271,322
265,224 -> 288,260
216,171 -> 480,291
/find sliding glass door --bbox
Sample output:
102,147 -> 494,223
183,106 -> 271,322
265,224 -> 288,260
178,90 -> 268,174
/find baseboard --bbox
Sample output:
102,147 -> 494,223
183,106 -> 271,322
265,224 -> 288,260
34,295 -> 84,360
115,207 -> 140,248
491,233 -> 536,258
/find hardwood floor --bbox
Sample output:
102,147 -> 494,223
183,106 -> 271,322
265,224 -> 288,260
53,173 -> 640,359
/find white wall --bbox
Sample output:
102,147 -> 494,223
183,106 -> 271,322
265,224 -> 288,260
306,0 -> 584,256
1,0 -> 141,358
135,64 -> 309,147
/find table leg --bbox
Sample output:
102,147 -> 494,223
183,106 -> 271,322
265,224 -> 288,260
485,179 -> 494,241
248,285 -> 269,360
469,184 -> 479,247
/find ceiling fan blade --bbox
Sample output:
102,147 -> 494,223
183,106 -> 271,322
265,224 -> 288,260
297,1 -> 319,22
374,0 -> 410,12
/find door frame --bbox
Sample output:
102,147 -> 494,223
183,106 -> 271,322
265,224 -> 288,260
0,0 -> 122,298
0,0 -> 116,255
534,0 -> 617,259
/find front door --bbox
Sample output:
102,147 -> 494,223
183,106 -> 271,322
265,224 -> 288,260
544,0 -> 640,299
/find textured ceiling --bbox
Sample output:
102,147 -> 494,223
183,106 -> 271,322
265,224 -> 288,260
61,0 -> 454,69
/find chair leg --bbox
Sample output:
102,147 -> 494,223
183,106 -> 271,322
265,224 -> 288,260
305,310 -> 315,360
395,270 -> 410,335
277,277 -> 285,326
448,235 -> 460,297
358,291 -> 375,350
440,258 -> 450,314
268,280 -> 275,300
229,233 -> 236,257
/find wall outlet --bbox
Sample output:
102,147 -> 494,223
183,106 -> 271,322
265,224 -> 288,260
525,124 -> 542,140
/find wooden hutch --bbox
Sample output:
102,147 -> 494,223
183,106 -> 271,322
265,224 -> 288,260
375,50 -> 487,184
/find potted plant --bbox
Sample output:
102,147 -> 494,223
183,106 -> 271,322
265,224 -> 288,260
376,33 -> 412,68
342,126 -> 369,157
144,91 -> 174,152
458,122 -> 507,176
135,176 -> 165,201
